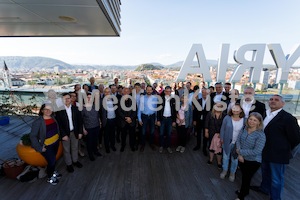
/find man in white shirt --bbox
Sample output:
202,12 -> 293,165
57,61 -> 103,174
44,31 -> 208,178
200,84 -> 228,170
250,95 -> 300,199
237,86 -> 266,118
55,93 -> 83,173
156,86 -> 176,153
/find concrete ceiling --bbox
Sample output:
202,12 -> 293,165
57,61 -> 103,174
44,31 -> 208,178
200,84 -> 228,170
0,0 -> 121,37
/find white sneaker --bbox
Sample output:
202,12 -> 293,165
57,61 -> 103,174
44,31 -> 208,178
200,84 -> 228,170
167,147 -> 173,153
180,147 -> 185,153
159,147 -> 163,153
220,170 -> 227,179
176,146 -> 182,152
47,176 -> 59,185
53,171 -> 62,179
229,173 -> 235,182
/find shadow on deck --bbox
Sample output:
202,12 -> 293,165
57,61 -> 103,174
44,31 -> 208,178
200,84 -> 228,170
0,116 -> 299,200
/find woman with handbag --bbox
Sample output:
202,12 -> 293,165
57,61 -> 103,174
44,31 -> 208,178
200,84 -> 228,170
205,101 -> 226,169
235,112 -> 266,200
220,103 -> 245,182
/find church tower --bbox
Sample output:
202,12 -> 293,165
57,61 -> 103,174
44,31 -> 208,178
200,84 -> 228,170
1,61 -> 12,89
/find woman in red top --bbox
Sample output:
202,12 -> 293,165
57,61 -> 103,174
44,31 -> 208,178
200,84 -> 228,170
30,103 -> 61,185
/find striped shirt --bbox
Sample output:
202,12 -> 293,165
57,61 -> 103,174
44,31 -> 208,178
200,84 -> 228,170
44,118 -> 59,146
236,128 -> 266,163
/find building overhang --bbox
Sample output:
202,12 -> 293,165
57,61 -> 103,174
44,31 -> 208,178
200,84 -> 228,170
0,0 -> 121,37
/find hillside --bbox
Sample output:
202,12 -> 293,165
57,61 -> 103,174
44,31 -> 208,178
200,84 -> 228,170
0,56 -> 137,71
0,56 -> 72,71
135,64 -> 164,71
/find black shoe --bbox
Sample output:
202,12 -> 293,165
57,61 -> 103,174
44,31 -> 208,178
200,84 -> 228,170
207,160 -> 212,165
249,186 -> 268,195
217,164 -> 222,169
94,152 -> 102,157
73,161 -> 83,168
106,149 -> 110,154
131,146 -> 135,152
89,156 -> 95,161
140,145 -> 145,152
150,144 -> 156,151
111,146 -> 116,151
235,190 -> 240,195
66,165 -> 74,173
193,146 -> 200,151
120,147 -> 125,152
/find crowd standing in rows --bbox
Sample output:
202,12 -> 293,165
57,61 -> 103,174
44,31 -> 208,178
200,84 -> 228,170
29,77 -> 300,200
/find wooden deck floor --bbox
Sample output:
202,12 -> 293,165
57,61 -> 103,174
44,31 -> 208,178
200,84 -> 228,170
0,116 -> 299,200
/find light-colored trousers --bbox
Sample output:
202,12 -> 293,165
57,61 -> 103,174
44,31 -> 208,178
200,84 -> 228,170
62,131 -> 79,165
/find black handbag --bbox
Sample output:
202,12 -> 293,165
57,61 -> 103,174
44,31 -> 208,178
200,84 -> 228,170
231,143 -> 238,159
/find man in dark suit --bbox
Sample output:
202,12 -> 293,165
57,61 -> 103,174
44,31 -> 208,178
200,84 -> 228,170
210,82 -> 230,112
118,87 -> 136,152
110,84 -> 122,143
55,93 -> 83,173
88,77 -> 98,92
251,95 -> 300,199
156,86 -> 177,153
237,86 -> 266,118
193,88 -> 210,156
98,84 -> 105,148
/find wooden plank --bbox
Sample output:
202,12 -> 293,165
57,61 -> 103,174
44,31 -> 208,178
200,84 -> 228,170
0,118 -> 299,200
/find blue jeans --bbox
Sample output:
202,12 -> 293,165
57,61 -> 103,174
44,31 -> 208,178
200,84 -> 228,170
260,161 -> 285,200
159,117 -> 172,147
222,143 -> 238,173
141,114 -> 155,145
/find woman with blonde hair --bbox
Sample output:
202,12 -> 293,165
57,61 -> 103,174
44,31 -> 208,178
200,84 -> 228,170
235,112 -> 266,200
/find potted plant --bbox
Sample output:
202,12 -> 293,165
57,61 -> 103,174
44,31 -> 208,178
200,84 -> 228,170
0,96 -> 11,125
0,94 -> 38,126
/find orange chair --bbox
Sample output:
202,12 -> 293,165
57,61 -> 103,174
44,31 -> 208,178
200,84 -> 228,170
16,142 -> 63,167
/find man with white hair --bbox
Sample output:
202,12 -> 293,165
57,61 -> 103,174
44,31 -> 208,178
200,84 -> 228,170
237,86 -> 265,118
250,95 -> 300,200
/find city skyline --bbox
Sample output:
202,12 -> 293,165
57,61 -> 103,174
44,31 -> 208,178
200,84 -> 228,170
0,0 -> 300,66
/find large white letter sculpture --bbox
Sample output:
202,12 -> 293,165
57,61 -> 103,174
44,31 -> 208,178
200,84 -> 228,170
176,44 -> 212,82
177,43 -> 300,84
268,44 -> 300,83
229,44 -> 266,83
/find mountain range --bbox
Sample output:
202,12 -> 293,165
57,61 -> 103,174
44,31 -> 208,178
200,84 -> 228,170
1,56 -> 287,72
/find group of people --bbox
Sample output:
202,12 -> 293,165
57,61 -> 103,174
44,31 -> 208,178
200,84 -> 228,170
29,78 -> 300,200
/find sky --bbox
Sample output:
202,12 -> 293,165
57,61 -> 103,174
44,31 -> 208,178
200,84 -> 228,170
0,0 -> 300,66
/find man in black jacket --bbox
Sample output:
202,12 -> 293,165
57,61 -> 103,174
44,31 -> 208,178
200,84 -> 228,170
156,86 -> 177,153
250,95 -> 300,199
55,93 -> 83,173
118,87 -> 136,152
210,82 -> 229,112
193,88 -> 210,156
237,86 -> 266,118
